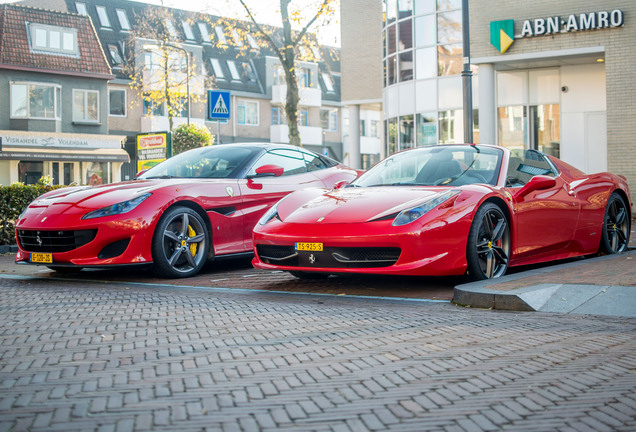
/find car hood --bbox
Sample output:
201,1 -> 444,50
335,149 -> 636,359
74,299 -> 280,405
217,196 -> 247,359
279,186 -> 459,224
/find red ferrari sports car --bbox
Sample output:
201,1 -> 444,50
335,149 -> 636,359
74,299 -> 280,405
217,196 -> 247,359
253,144 -> 632,280
15,143 -> 359,278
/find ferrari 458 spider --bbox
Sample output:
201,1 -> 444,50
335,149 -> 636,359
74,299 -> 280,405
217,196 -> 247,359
253,144 -> 632,280
15,143 -> 359,278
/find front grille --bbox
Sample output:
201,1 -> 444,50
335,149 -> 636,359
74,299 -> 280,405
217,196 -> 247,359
256,245 -> 401,269
18,229 -> 98,253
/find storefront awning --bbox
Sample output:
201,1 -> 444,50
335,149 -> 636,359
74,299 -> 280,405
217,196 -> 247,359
0,146 -> 130,162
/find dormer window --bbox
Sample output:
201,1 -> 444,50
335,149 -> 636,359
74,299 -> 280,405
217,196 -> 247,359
75,2 -> 88,15
227,60 -> 241,81
29,23 -> 78,56
198,22 -> 211,42
108,44 -> 123,66
215,26 -> 227,45
165,19 -> 177,38
210,58 -> 225,79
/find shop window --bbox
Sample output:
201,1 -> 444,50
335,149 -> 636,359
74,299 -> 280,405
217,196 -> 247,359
400,115 -> 414,150
237,100 -> 258,125
109,89 -> 126,117
87,162 -> 106,185
439,110 -> 459,144
18,161 -> 44,185
416,112 -> 437,146
73,89 -> 99,123
387,117 -> 398,155
10,82 -> 61,119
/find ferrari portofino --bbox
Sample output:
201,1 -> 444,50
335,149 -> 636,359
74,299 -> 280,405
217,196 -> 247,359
15,143 -> 359,278
253,144 -> 631,280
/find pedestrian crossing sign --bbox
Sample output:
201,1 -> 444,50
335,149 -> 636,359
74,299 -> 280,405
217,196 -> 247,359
207,90 -> 231,120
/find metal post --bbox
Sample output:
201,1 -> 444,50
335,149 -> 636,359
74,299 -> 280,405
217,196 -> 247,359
185,51 -> 190,125
217,120 -> 221,144
461,0 -> 473,144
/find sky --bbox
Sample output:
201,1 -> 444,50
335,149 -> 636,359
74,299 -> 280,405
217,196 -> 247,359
0,0 -> 341,46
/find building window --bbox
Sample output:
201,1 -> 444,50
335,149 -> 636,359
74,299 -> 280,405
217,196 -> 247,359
109,89 -> 126,117
400,115 -> 414,150
227,60 -> 241,81
10,82 -> 61,119
297,68 -> 310,88
242,62 -> 257,83
232,29 -> 243,46
320,109 -> 337,131
237,100 -> 258,125
272,107 -> 281,125
198,22 -> 211,42
95,6 -> 111,28
321,72 -> 334,92
210,59 -> 225,79
215,26 -> 227,45
247,34 -> 259,49
73,89 -> 99,123
108,44 -> 123,66
299,109 -> 308,126
142,96 -> 165,116
29,23 -> 77,56
416,113 -> 437,146
116,9 -> 130,30
182,21 -> 195,40
75,2 -> 88,15
165,20 -> 177,38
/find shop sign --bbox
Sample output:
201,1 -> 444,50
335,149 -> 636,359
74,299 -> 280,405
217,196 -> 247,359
491,9 -> 624,53
0,130 -> 124,149
137,132 -> 168,172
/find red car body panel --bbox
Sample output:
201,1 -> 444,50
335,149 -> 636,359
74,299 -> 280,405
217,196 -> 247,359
15,144 -> 359,273
252,145 -> 631,277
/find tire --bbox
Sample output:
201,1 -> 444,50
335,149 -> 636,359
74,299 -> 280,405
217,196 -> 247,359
466,203 -> 511,281
599,192 -> 630,254
289,271 -> 330,280
151,206 -> 210,278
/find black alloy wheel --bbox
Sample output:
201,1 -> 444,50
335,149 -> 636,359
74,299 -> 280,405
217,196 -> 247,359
151,206 -> 210,278
600,192 -> 630,254
466,203 -> 511,281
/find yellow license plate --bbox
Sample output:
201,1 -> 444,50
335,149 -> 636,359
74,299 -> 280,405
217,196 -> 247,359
30,253 -> 53,263
295,242 -> 323,252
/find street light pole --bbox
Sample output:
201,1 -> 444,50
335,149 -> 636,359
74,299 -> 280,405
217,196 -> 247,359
461,0 -> 473,144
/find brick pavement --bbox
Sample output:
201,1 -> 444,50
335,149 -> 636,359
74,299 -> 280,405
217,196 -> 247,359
0,276 -> 634,431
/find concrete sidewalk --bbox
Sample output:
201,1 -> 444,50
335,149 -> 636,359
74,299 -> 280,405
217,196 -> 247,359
454,249 -> 636,317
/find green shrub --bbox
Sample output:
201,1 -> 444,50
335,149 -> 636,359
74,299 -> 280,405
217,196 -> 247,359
0,182 -> 61,245
172,123 -> 214,155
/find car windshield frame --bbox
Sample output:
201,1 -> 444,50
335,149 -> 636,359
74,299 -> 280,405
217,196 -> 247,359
139,145 -> 261,180
352,145 -> 504,187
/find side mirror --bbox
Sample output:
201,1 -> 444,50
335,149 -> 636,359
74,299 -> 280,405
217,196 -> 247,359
248,164 -> 284,179
333,180 -> 351,190
514,175 -> 557,199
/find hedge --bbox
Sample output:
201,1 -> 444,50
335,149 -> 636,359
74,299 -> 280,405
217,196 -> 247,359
0,180 -> 62,246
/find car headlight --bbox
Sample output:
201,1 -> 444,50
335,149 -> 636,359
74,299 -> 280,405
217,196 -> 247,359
258,202 -> 281,225
392,190 -> 460,226
82,193 -> 152,220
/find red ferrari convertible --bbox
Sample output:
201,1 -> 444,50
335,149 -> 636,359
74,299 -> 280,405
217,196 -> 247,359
15,143 -> 359,278
253,144 -> 632,280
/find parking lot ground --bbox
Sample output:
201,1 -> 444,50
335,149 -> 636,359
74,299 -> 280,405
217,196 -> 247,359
0,275 -> 635,431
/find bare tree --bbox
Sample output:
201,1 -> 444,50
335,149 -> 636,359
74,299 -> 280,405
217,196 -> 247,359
209,0 -> 336,147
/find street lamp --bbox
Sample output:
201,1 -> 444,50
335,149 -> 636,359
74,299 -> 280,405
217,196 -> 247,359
144,42 -> 191,125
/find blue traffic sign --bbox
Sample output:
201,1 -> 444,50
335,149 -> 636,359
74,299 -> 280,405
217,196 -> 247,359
208,90 -> 230,120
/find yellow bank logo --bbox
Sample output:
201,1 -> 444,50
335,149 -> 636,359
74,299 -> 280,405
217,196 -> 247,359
490,20 -> 515,53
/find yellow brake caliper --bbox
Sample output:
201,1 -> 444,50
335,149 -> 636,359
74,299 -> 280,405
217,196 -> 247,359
188,225 -> 197,256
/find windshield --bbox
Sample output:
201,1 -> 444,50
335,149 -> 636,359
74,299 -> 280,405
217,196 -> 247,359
352,145 -> 503,187
139,146 -> 258,179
